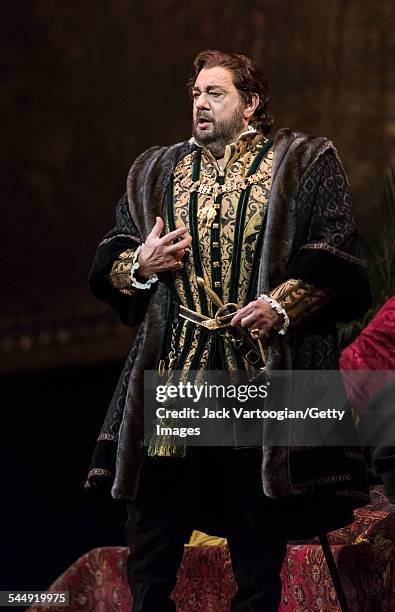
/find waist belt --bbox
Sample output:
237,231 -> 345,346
179,304 -> 266,371
179,304 -> 235,330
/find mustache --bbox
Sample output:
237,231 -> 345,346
196,113 -> 214,122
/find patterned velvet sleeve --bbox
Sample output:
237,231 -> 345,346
108,249 -> 139,296
269,278 -> 334,328
283,150 -> 371,324
88,193 -> 155,326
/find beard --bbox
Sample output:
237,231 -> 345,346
192,102 -> 245,157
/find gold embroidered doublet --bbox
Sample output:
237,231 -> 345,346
165,130 -> 273,374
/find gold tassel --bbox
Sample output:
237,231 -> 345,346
147,444 -> 186,458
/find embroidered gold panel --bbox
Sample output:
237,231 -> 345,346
167,132 -> 273,373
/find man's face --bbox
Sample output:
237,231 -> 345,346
191,66 -> 247,154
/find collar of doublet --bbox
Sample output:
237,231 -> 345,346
189,125 -> 268,169
175,126 -> 272,212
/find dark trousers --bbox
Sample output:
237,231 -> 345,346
125,448 -> 287,612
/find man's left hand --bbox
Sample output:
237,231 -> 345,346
230,300 -> 279,339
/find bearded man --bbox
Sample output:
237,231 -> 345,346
86,50 -> 371,611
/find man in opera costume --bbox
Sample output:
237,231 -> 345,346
86,50 -> 372,611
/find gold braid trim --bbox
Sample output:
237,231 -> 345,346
269,278 -> 333,326
108,248 -> 139,296
175,168 -> 271,197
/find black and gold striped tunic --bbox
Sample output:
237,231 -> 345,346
163,130 -> 274,376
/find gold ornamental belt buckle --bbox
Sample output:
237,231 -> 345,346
214,303 -> 239,326
178,305 -> 236,331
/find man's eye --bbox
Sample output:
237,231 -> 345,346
210,92 -> 221,97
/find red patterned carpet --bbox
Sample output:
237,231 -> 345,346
28,488 -> 395,612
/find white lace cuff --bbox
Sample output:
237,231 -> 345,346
258,294 -> 290,335
130,244 -> 158,289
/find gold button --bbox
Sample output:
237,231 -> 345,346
214,281 -> 221,288
213,262 -> 220,268
212,223 -> 219,229
212,241 -> 219,247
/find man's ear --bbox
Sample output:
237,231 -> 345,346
243,93 -> 260,121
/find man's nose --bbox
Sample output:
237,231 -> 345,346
194,92 -> 210,110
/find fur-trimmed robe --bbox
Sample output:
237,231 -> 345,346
86,128 -> 372,539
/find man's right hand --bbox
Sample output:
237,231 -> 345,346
137,217 -> 192,278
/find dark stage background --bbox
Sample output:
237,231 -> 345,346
1,0 -> 394,595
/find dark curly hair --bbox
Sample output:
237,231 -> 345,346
187,49 -> 273,135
